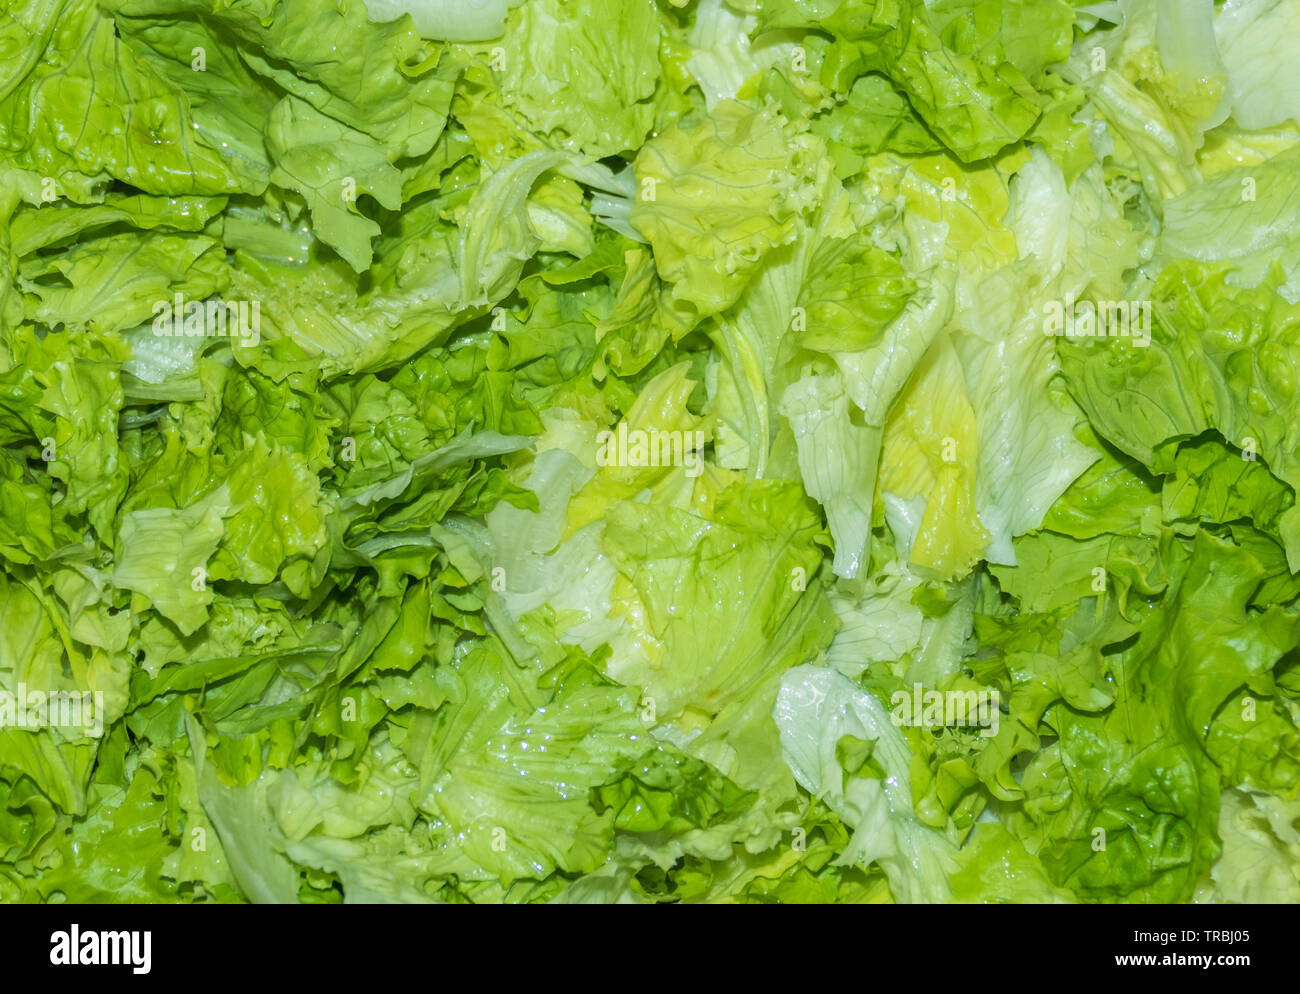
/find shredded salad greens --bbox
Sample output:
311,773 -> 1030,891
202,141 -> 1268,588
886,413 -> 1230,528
1,0 -> 1299,903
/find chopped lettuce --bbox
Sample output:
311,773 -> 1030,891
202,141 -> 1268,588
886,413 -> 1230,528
2,0 -> 1299,906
